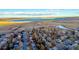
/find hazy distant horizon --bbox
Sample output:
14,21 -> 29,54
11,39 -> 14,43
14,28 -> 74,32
0,9 -> 79,18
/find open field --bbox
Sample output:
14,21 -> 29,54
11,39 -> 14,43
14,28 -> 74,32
0,17 -> 79,33
0,19 -> 79,33
0,21 -> 24,26
0,18 -> 25,21
0,18 -> 25,26
44,20 -> 79,28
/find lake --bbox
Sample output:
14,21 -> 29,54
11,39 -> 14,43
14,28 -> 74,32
10,18 -> 65,23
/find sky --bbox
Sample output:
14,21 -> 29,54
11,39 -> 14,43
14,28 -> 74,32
0,9 -> 79,18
